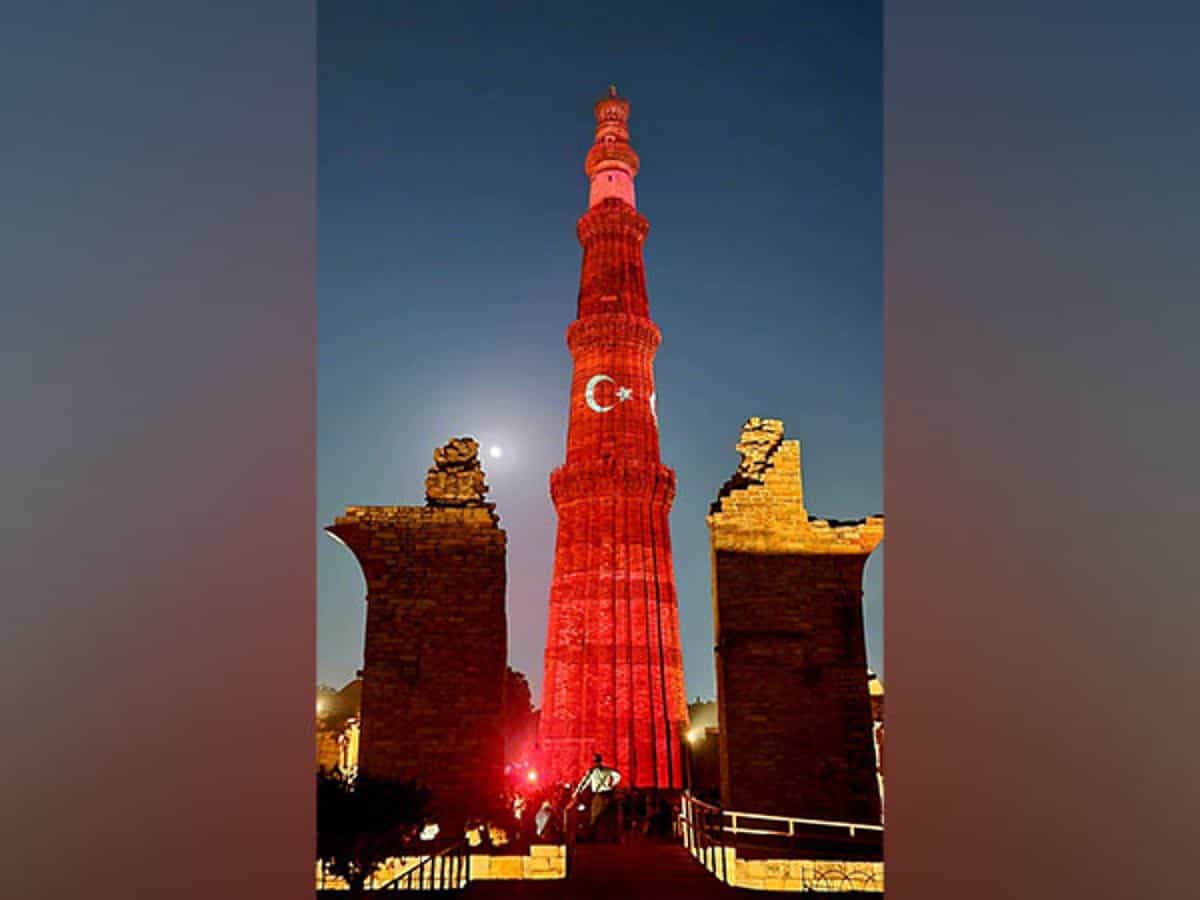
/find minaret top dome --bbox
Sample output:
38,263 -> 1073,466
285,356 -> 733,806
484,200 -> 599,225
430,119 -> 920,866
594,85 -> 630,125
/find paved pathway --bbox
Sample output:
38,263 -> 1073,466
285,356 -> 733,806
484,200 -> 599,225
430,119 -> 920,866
466,839 -> 757,899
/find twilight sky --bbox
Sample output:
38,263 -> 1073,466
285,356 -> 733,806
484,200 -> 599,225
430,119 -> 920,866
318,1 -> 882,703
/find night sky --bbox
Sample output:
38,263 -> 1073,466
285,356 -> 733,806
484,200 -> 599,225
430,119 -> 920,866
318,1 -> 882,703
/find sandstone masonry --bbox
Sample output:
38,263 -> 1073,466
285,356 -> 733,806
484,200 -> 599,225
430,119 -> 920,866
707,418 -> 883,823
327,438 -> 507,826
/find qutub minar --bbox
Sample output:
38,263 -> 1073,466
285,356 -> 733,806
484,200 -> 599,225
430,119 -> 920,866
539,87 -> 690,789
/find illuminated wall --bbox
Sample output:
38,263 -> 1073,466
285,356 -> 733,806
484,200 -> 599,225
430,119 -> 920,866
869,672 -> 884,812
709,418 -> 883,822
316,679 -> 361,776
328,438 -> 507,824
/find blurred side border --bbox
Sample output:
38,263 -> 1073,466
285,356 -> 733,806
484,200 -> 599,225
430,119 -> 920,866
1,3 -> 1196,899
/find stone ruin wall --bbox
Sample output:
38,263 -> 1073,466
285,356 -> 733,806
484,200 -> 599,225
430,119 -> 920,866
708,418 -> 883,824
327,438 -> 507,826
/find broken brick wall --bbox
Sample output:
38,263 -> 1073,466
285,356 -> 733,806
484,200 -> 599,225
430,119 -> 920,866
327,438 -> 507,826
708,419 -> 882,824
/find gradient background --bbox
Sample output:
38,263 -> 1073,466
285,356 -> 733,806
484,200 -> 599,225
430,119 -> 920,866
3,2 -> 1197,899
318,1 -> 883,703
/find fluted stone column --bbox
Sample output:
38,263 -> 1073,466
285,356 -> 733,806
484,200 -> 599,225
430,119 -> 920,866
540,88 -> 689,789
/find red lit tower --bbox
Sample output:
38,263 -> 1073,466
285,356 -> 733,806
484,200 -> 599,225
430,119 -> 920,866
539,87 -> 689,789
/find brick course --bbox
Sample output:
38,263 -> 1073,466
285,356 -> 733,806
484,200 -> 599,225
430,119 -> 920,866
326,438 -> 507,826
708,418 -> 882,823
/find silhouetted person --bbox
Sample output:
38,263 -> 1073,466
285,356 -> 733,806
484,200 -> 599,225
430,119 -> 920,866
571,753 -> 622,842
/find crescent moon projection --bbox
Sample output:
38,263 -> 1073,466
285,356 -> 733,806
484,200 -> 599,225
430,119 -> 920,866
585,374 -> 616,413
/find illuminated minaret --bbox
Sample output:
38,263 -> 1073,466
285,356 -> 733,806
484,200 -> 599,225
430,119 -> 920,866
539,87 -> 689,789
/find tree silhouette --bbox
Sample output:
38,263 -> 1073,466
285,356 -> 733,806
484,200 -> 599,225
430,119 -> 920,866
317,769 -> 430,896
502,666 -> 537,762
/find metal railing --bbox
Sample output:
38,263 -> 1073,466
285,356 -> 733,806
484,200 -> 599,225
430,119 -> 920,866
679,792 -> 730,883
724,807 -> 883,842
377,840 -> 471,892
679,791 -> 884,890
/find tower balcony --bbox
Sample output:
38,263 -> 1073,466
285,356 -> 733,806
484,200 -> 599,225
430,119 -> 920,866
550,458 -> 676,507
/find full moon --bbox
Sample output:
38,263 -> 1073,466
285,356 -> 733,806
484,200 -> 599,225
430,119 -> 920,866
488,445 -> 503,459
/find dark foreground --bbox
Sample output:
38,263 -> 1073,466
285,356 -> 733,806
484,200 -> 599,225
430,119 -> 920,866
317,836 -> 882,898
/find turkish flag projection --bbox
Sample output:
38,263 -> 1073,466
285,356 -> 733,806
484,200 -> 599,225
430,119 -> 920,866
539,88 -> 689,789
